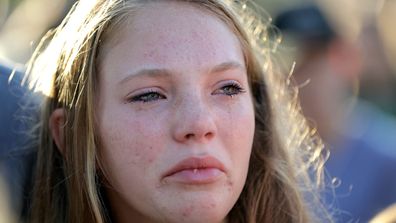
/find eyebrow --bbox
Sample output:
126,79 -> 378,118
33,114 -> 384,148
118,61 -> 245,85
210,61 -> 245,74
118,68 -> 171,85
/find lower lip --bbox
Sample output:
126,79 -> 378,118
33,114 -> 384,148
165,168 -> 224,184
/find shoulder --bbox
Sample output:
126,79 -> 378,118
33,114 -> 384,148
0,60 -> 28,153
0,60 -> 38,218
347,100 -> 396,158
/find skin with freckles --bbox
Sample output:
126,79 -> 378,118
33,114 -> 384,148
97,2 -> 255,223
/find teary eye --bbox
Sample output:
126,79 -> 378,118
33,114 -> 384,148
129,90 -> 166,103
213,81 -> 246,97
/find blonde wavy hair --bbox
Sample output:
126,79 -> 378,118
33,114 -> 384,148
26,0 -> 331,222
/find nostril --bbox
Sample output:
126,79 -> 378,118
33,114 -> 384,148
204,132 -> 213,138
185,133 -> 194,139
184,132 -> 213,140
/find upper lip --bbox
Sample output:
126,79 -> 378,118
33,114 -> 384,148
163,156 -> 226,178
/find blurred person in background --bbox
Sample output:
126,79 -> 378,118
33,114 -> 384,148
357,0 -> 396,119
0,60 -> 38,222
275,4 -> 396,222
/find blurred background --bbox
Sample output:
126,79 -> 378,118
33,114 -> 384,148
259,0 -> 396,117
0,0 -> 395,222
260,1 -> 396,222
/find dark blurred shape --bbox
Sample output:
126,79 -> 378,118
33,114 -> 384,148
275,4 -> 335,43
275,4 -> 396,222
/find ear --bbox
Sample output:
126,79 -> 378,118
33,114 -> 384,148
49,108 -> 66,155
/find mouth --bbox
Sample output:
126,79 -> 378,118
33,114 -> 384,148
163,156 -> 226,184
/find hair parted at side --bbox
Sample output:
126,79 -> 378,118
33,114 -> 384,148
26,0 -> 332,222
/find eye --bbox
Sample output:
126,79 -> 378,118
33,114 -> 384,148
128,90 -> 166,103
213,81 -> 246,97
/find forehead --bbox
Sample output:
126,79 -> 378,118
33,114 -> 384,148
99,1 -> 244,74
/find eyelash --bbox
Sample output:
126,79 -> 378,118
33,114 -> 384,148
214,82 -> 246,97
128,82 -> 245,103
128,90 -> 166,103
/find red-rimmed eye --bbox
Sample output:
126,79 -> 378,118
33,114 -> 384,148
129,91 -> 166,103
213,82 -> 246,97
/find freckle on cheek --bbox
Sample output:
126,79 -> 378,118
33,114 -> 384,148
182,205 -> 194,217
226,180 -> 233,192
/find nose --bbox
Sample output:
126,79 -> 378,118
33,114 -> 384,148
171,95 -> 217,143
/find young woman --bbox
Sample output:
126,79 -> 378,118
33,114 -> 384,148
26,0 -> 330,222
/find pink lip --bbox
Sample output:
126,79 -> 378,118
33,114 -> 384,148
163,156 -> 226,184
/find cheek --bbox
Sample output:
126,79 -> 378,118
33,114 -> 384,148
98,111 -> 165,186
225,97 -> 255,143
219,98 -> 255,180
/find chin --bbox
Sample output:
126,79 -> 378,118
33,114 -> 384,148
164,210 -> 227,223
159,194 -> 232,223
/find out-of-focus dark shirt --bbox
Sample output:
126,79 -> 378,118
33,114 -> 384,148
0,61 -> 37,219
